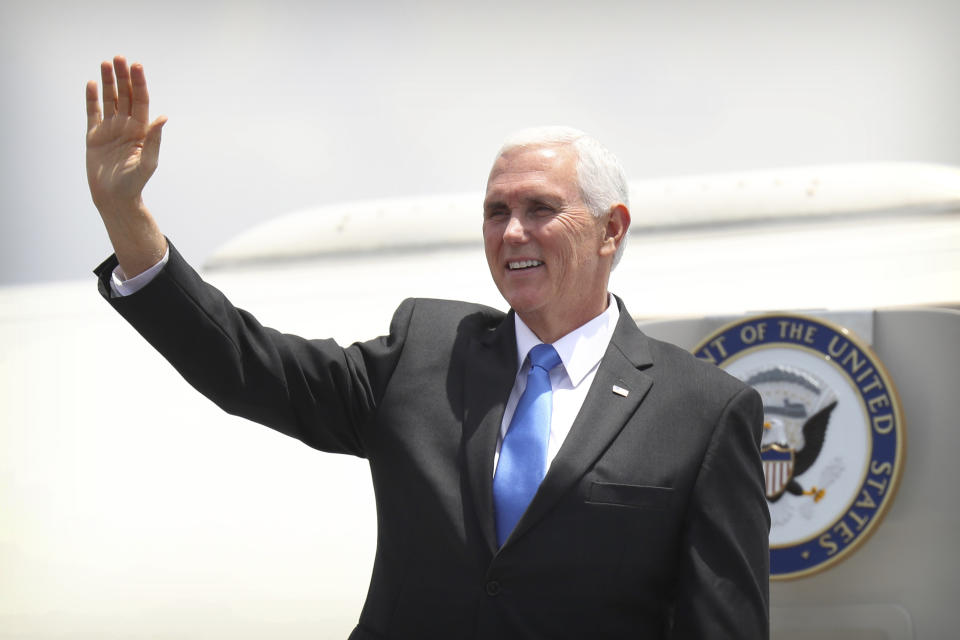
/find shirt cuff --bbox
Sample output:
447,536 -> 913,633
109,247 -> 170,297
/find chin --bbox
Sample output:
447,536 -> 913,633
502,293 -> 547,315
495,277 -> 555,313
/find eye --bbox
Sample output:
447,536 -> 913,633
531,202 -> 557,216
483,206 -> 508,220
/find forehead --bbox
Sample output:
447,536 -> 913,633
484,144 -> 580,204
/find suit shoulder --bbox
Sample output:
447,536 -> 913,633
644,333 -> 752,397
391,297 -> 507,335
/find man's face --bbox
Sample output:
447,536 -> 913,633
483,144 -> 614,338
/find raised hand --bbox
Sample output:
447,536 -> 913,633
86,56 -> 167,278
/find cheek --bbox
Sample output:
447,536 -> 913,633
545,216 -> 602,261
545,231 -> 593,268
482,226 -> 500,253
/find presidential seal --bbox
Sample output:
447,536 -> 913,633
693,314 -> 905,580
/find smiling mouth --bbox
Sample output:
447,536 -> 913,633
508,260 -> 544,270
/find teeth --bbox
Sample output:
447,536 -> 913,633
508,260 -> 544,270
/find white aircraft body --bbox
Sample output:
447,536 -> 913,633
1,163 -> 957,638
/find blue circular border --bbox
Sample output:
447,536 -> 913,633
694,314 -> 905,580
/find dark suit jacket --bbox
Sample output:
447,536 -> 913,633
96,244 -> 769,639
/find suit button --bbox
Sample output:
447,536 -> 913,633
485,580 -> 501,596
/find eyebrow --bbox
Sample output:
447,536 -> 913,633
482,199 -> 506,213
483,190 -> 564,211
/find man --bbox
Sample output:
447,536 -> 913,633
86,56 -> 769,639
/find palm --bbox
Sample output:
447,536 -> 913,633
87,114 -> 151,202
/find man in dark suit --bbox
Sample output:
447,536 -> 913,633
86,56 -> 769,639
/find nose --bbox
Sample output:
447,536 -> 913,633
503,214 -> 527,244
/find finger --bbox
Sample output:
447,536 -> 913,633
100,60 -> 117,117
114,56 -> 132,117
85,80 -> 102,133
142,115 -> 168,173
130,62 -> 150,124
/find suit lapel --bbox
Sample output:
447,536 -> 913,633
505,301 -> 655,547
462,311 -> 517,554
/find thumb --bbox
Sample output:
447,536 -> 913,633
142,115 -> 167,173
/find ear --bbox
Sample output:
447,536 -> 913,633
599,204 -> 630,258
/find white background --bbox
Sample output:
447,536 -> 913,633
2,0 -> 959,286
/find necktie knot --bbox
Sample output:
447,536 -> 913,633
528,343 -> 561,373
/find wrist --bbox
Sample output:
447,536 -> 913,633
94,194 -> 148,220
97,199 -> 168,279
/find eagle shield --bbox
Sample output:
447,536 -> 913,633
761,444 -> 795,500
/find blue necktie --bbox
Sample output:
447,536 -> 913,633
493,343 -> 562,547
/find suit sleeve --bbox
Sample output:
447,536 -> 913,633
669,385 -> 770,639
94,241 -> 411,457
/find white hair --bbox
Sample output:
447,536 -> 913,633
496,126 -> 630,267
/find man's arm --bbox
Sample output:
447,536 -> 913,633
671,385 -> 770,639
84,57 -> 401,457
96,241 -> 395,456
86,56 -> 167,278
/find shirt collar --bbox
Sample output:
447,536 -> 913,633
513,294 -> 620,386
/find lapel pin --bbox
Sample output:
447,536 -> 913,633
612,385 -> 629,397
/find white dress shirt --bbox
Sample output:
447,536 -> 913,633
494,296 -> 620,473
